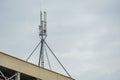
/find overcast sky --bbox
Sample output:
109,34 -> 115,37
0,0 -> 120,80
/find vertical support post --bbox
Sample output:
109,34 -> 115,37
38,39 -> 44,67
15,72 -> 20,80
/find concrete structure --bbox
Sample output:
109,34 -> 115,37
0,52 -> 74,80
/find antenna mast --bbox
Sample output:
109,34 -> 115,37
38,11 -> 47,67
26,10 -> 71,78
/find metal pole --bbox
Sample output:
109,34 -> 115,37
38,11 -> 45,67
26,41 -> 41,61
38,39 -> 44,67
15,73 -> 20,80
43,40 -> 72,77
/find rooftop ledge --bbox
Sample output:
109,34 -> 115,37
0,52 -> 74,80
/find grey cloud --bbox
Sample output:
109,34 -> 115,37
0,0 -> 120,80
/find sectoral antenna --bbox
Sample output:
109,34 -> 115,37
39,11 -> 47,38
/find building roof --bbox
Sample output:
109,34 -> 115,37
0,52 -> 74,80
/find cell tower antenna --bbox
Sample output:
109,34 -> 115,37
26,11 -> 72,78
38,11 -> 47,67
